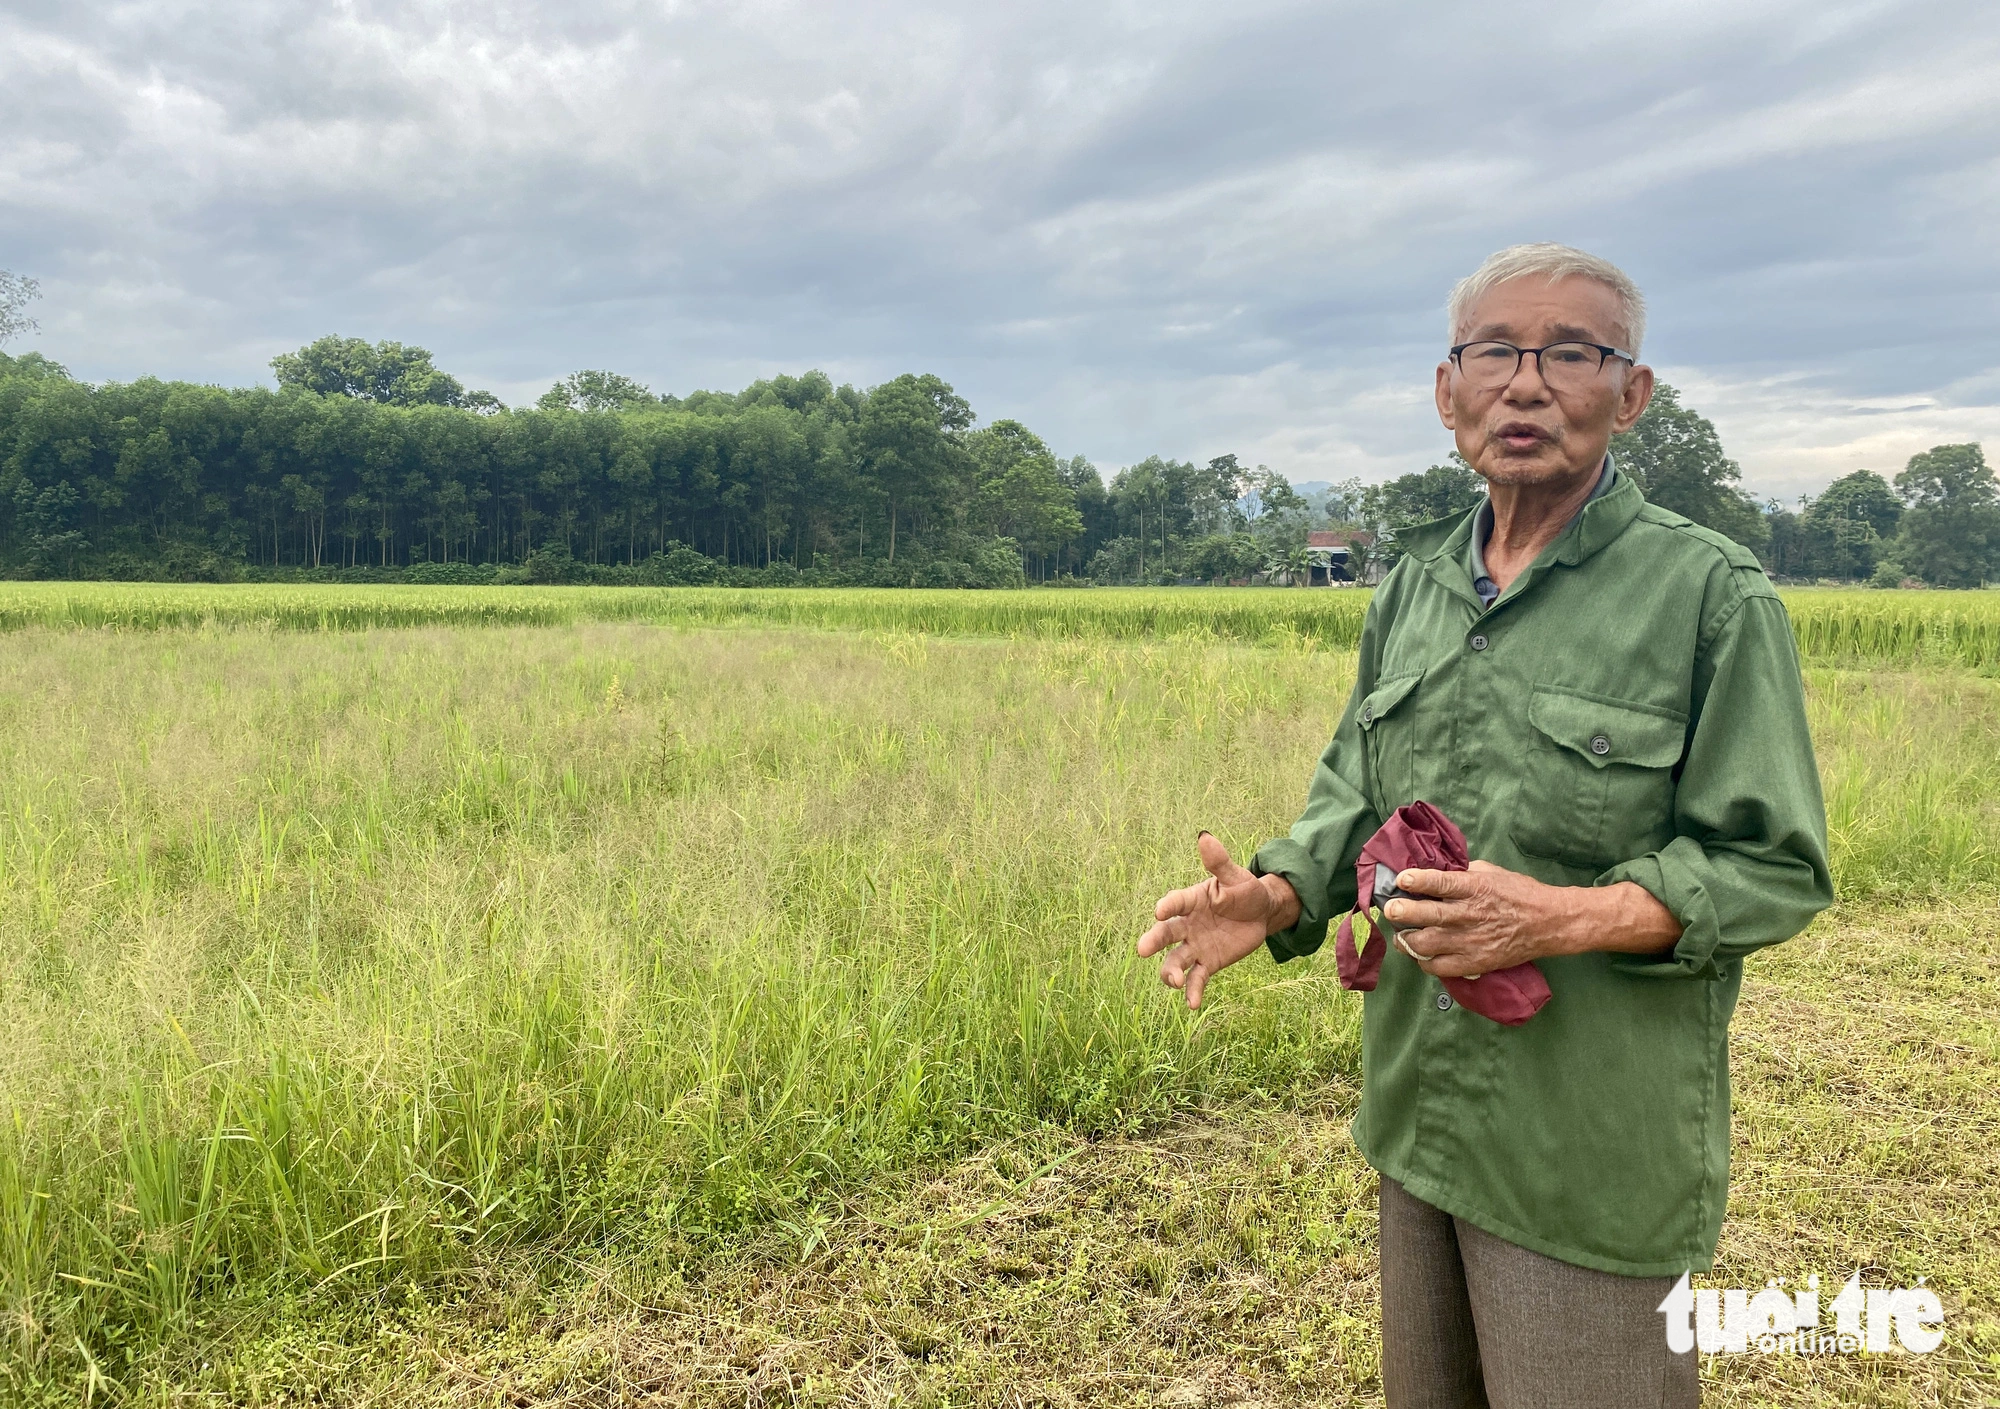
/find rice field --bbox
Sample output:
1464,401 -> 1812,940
0,583 -> 1378,648
0,587 -> 1996,1403
1,582 -> 1997,669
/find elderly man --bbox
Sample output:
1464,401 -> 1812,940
1138,244 -> 1831,1408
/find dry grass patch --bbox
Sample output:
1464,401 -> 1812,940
146,897 -> 2000,1408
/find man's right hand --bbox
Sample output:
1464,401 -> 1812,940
1137,832 -> 1302,1009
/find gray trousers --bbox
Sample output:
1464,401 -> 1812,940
1378,1176 -> 1699,1409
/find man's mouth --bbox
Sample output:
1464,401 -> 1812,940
1493,421 -> 1555,452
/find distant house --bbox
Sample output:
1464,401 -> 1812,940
1305,529 -> 1376,586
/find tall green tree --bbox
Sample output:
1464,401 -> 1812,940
1245,466 -> 1311,553
1360,454 -> 1485,571
1191,454 -> 1249,535
1810,469 -> 1903,540
0,350 -> 67,383
271,336 -> 480,408
855,373 -> 966,562
537,369 -> 665,412
732,403 -> 812,567
1781,469 -> 1903,580
1890,444 -> 2000,588
1363,455 -> 1485,529
967,420 -> 1082,578
1610,382 -> 1766,550
1056,454 -> 1111,574
1110,456 -> 1200,579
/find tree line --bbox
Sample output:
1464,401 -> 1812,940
1761,445 -> 2000,589
0,330 -> 1993,588
0,339 -> 1084,587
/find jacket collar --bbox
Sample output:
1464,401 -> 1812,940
1392,465 -> 1645,570
1396,467 -> 1647,613
1554,467 -> 1645,567
1390,506 -> 1479,564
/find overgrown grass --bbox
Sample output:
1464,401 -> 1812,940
1,608 -> 1996,1401
0,625 -> 1358,1397
1810,667 -> 2000,893
167,891 -> 1996,1407
1,582 -> 1997,669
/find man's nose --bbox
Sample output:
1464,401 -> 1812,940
1503,350 -> 1553,400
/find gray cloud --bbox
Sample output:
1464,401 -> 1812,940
2,0 -> 1996,497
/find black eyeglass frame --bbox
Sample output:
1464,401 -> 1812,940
1447,340 -> 1638,384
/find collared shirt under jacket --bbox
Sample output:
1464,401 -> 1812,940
1250,472 -> 1833,1277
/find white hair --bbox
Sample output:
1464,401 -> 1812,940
1447,243 -> 1646,354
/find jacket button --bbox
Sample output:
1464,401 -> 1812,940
1470,634 -> 1488,651
1436,993 -> 1453,1011
1361,704 -> 1374,724
1590,734 -> 1611,756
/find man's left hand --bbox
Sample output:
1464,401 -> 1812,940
1380,861 -> 1563,977
1383,861 -> 1683,974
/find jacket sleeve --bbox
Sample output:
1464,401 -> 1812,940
1250,596 -> 1387,962
1595,575 -> 1833,980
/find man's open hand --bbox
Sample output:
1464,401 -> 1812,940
1138,833 -> 1300,1009
1384,860 -> 1682,976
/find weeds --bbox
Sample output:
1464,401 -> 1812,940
0,622 -> 1358,1391
0,604 -> 1995,1399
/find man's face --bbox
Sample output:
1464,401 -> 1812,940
1434,274 -> 1654,488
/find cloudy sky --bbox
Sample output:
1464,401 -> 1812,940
3,0 -> 1997,500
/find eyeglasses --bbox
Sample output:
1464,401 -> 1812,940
1449,341 -> 1636,392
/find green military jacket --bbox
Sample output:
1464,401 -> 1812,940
1251,472 -> 1832,1276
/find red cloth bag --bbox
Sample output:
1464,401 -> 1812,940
1333,801 -> 1552,1026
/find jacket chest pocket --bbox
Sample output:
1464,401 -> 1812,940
1509,687 -> 1687,870
1357,670 -> 1423,811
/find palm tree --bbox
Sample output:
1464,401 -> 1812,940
1268,544 -> 1311,586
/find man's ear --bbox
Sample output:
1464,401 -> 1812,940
1435,361 -> 1457,429
1612,364 -> 1655,433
